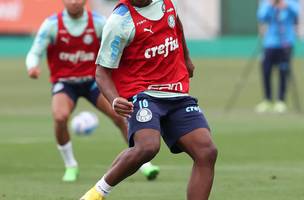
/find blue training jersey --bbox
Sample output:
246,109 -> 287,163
257,0 -> 300,48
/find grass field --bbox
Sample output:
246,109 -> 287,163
0,57 -> 304,200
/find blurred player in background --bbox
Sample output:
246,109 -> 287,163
26,0 -> 159,182
256,0 -> 299,113
80,0 -> 217,199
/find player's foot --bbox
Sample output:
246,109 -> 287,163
62,167 -> 79,182
273,101 -> 287,113
141,164 -> 160,181
80,186 -> 104,200
255,100 -> 273,113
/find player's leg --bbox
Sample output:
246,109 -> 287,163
104,129 -> 161,184
161,96 -> 217,200
262,52 -> 273,101
278,64 -> 289,102
274,47 -> 292,113
80,93 -> 163,199
52,83 -> 78,182
274,62 -> 289,113
88,85 -> 160,180
80,129 -> 161,200
176,128 -> 217,200
256,48 -> 273,113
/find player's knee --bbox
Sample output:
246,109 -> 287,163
137,143 -> 160,163
195,143 -> 218,165
53,111 -> 70,124
206,144 -> 218,164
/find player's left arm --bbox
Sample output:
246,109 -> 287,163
285,0 -> 300,17
177,16 -> 194,78
283,0 -> 300,37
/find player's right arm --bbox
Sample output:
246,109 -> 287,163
96,67 -> 133,118
95,5 -> 134,117
25,15 -> 57,79
257,0 -> 275,23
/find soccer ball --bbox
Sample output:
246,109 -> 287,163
71,111 -> 99,136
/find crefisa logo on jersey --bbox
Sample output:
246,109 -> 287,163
168,14 -> 175,28
83,34 -> 93,45
136,108 -> 152,123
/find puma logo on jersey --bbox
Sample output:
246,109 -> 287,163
59,51 -> 95,64
143,26 -> 154,34
167,8 -> 174,13
144,37 -> 179,59
60,37 -> 69,44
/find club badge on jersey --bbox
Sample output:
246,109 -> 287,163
168,15 -> 175,28
83,33 -> 94,45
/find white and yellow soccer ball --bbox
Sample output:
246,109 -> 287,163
71,111 -> 99,136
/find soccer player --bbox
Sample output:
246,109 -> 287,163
255,0 -> 299,113
80,0 -> 217,199
26,0 -> 159,182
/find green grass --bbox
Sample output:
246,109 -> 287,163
0,58 -> 304,200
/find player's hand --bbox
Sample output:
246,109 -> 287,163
185,57 -> 195,78
112,97 -> 134,118
28,67 -> 41,79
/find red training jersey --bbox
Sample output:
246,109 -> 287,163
112,0 -> 189,99
47,11 -> 100,83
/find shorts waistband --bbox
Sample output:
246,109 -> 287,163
58,76 -> 94,84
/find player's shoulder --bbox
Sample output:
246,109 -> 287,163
44,13 -> 58,26
103,4 -> 132,40
286,0 -> 300,6
113,4 -> 130,17
38,12 -> 58,31
47,13 -> 58,22
105,4 -> 131,28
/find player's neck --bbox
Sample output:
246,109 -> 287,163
131,0 -> 152,8
67,9 -> 85,19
